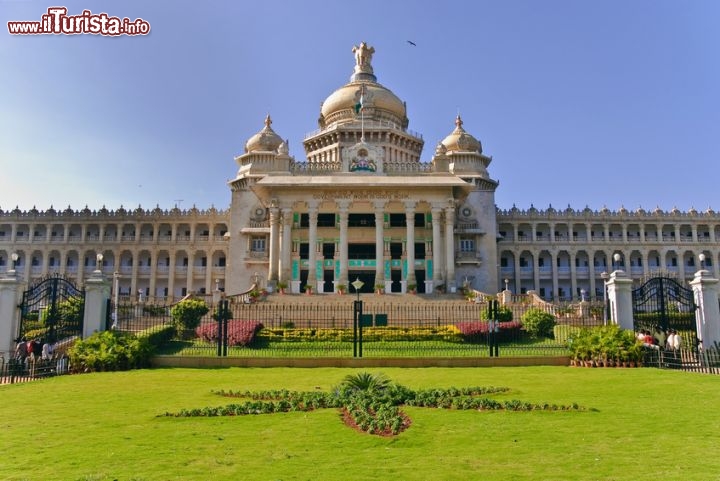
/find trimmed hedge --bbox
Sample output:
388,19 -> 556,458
258,326 -> 465,343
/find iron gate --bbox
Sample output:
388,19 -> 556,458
632,276 -> 697,347
19,275 -> 85,344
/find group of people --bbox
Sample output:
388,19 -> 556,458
636,327 -> 682,351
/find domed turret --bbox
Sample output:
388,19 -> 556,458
441,115 -> 482,153
245,115 -> 284,153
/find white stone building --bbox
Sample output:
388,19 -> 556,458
1,43 -> 718,300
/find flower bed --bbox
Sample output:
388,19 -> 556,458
195,320 -> 264,346
454,321 -> 523,343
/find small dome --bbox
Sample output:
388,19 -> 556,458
245,115 -> 284,153
441,115 -> 482,153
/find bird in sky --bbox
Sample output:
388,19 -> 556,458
407,40 -> 416,46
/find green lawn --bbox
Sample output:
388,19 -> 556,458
1,367 -> 719,481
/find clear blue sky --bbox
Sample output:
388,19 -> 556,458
1,0 -> 718,213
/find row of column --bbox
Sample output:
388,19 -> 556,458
3,222 -> 226,244
266,201 -> 457,290
511,222 -> 717,243
510,249 -> 716,297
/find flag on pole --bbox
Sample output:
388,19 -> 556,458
354,86 -> 365,114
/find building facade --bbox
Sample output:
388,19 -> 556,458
1,43 -> 718,300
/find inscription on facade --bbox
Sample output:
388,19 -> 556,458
312,190 -> 410,200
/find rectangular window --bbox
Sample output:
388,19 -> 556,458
459,239 -> 474,252
500,257 -> 508,268
251,237 -> 266,252
218,257 -> 226,267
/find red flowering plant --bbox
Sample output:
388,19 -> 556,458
454,321 -> 522,343
196,320 -> 264,346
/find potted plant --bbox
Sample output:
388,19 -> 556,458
248,290 -> 260,303
277,281 -> 287,295
303,284 -> 313,295
336,284 -> 347,295
374,283 -> 385,294
407,283 -> 416,294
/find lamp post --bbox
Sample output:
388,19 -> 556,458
351,277 -> 365,358
600,271 -> 609,325
580,288 -> 586,302
10,252 -> 18,274
613,253 -> 621,272
699,253 -> 706,270
95,253 -> 104,274
504,278 -> 509,292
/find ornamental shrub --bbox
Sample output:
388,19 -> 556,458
68,330 -> 153,372
480,305 -> 513,322
170,298 -> 209,334
521,308 -> 556,338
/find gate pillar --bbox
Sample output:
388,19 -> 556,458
689,269 -> 720,349
0,272 -> 23,357
83,271 -> 111,339
607,270 -> 634,331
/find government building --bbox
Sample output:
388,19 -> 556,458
1,43 -> 718,301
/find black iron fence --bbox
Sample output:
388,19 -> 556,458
115,296 -> 608,358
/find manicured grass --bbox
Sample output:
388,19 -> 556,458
1,367 -> 719,480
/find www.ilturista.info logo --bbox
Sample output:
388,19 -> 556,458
8,7 -> 151,36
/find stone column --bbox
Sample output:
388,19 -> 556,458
373,201 -> 385,290
444,205 -> 456,291
0,271 -> 23,357
268,206 -> 280,283
337,200 -> 350,286
167,252 -> 176,300
149,252 -> 157,299
83,270 -> 110,339
280,207 -> 293,286
551,252 -> 559,300
606,269 -> 634,331
689,269 -> 720,349
307,202 -> 319,290
405,201 -> 417,289
431,206 -> 443,286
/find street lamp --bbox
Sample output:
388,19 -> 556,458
580,289 -> 586,302
504,278 -> 509,291
699,253 -> 706,270
10,252 -> 18,273
613,253 -> 621,271
95,253 -> 104,274
351,277 -> 365,358
351,277 -> 364,302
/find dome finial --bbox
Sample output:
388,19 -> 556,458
350,42 -> 377,82
455,114 -> 465,132
264,114 -> 272,129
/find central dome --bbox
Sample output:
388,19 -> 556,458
318,42 -> 408,129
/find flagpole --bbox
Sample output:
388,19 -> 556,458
361,84 -> 365,142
